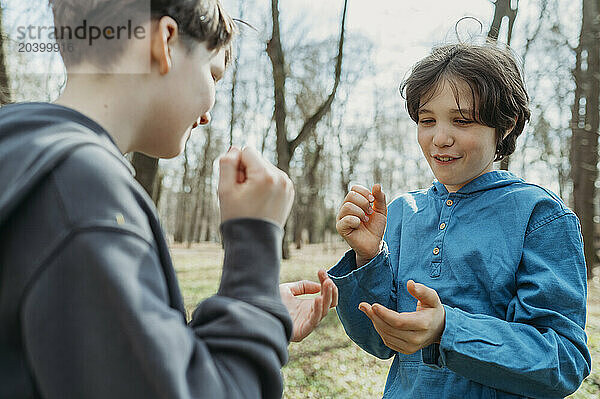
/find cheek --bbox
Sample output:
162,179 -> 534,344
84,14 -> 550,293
467,134 -> 496,161
206,84 -> 216,108
482,131 -> 498,158
416,128 -> 428,152
193,75 -> 215,112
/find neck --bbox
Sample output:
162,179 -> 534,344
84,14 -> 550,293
444,163 -> 496,193
55,74 -> 145,154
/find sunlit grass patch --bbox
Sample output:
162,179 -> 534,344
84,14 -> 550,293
172,243 -> 599,398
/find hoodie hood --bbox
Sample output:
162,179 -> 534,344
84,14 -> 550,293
431,170 -> 524,196
0,102 -> 133,228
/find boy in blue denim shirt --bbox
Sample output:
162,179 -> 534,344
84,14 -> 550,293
328,43 -> 591,398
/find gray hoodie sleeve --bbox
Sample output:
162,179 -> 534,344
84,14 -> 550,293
21,219 -> 291,399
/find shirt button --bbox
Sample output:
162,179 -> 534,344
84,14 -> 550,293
439,223 -> 446,230
446,199 -> 453,206
433,247 -> 440,255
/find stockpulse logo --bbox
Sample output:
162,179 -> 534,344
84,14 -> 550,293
17,20 -> 146,46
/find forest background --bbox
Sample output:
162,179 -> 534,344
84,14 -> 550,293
1,0 -> 599,396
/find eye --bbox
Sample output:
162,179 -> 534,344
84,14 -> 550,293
418,118 -> 435,126
455,119 -> 474,126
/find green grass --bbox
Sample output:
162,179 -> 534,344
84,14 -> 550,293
171,242 -> 599,398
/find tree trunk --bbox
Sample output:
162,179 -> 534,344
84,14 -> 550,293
229,62 -> 238,148
487,0 -> 519,41
570,0 -> 600,280
187,127 -> 213,247
132,153 -> 160,203
487,0 -> 519,171
198,158 -> 215,243
306,141 -> 324,243
174,147 -> 191,243
0,6 -> 11,105
267,0 -> 348,258
294,139 -> 324,249
227,2 -> 244,148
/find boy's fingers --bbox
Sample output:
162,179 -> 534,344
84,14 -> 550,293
319,270 -> 338,308
358,302 -> 373,317
331,281 -> 338,308
368,309 -> 403,336
361,306 -> 410,348
239,146 -> 267,176
336,215 -> 362,234
310,296 -> 323,327
349,185 -> 374,203
218,147 -> 242,186
288,280 -> 321,296
339,202 -> 369,223
321,280 -> 332,316
371,303 -> 401,324
373,304 -> 427,331
237,166 -> 246,183
346,191 -> 374,215
372,184 -> 387,215
317,269 -> 327,284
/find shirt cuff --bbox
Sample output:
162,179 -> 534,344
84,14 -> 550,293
327,241 -> 389,290
422,304 -> 455,368
438,304 -> 458,368
218,218 -> 283,301
422,344 -> 443,369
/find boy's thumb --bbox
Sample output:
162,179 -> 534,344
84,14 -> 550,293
407,280 -> 439,308
372,184 -> 387,214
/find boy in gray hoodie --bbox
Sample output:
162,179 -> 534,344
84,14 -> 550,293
0,1 -> 337,398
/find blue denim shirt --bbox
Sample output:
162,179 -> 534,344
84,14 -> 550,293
328,171 -> 591,399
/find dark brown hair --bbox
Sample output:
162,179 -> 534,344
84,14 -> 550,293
48,0 -> 237,69
400,42 -> 531,161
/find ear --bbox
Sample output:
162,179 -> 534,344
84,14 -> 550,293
151,16 -> 179,75
503,117 -> 518,140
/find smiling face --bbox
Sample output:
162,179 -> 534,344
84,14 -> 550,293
417,79 -> 497,193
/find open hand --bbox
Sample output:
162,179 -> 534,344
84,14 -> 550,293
358,280 -> 445,354
279,270 -> 338,342
336,184 -> 387,266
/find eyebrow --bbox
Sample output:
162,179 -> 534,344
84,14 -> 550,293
449,108 -> 473,114
417,108 -> 474,115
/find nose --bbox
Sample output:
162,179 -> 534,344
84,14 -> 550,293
432,125 -> 454,148
199,112 -> 211,125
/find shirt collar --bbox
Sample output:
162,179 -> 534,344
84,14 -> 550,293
431,170 -> 523,196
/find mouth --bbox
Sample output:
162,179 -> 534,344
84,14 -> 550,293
432,155 -> 461,164
192,118 -> 200,129
192,117 -> 202,130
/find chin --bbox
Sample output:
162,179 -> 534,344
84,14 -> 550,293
145,128 -> 190,159
160,149 -> 183,159
161,141 -> 186,159
137,141 -> 184,159
433,174 -> 461,188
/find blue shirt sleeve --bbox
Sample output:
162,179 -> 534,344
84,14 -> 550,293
327,242 -> 397,359
430,212 -> 591,398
